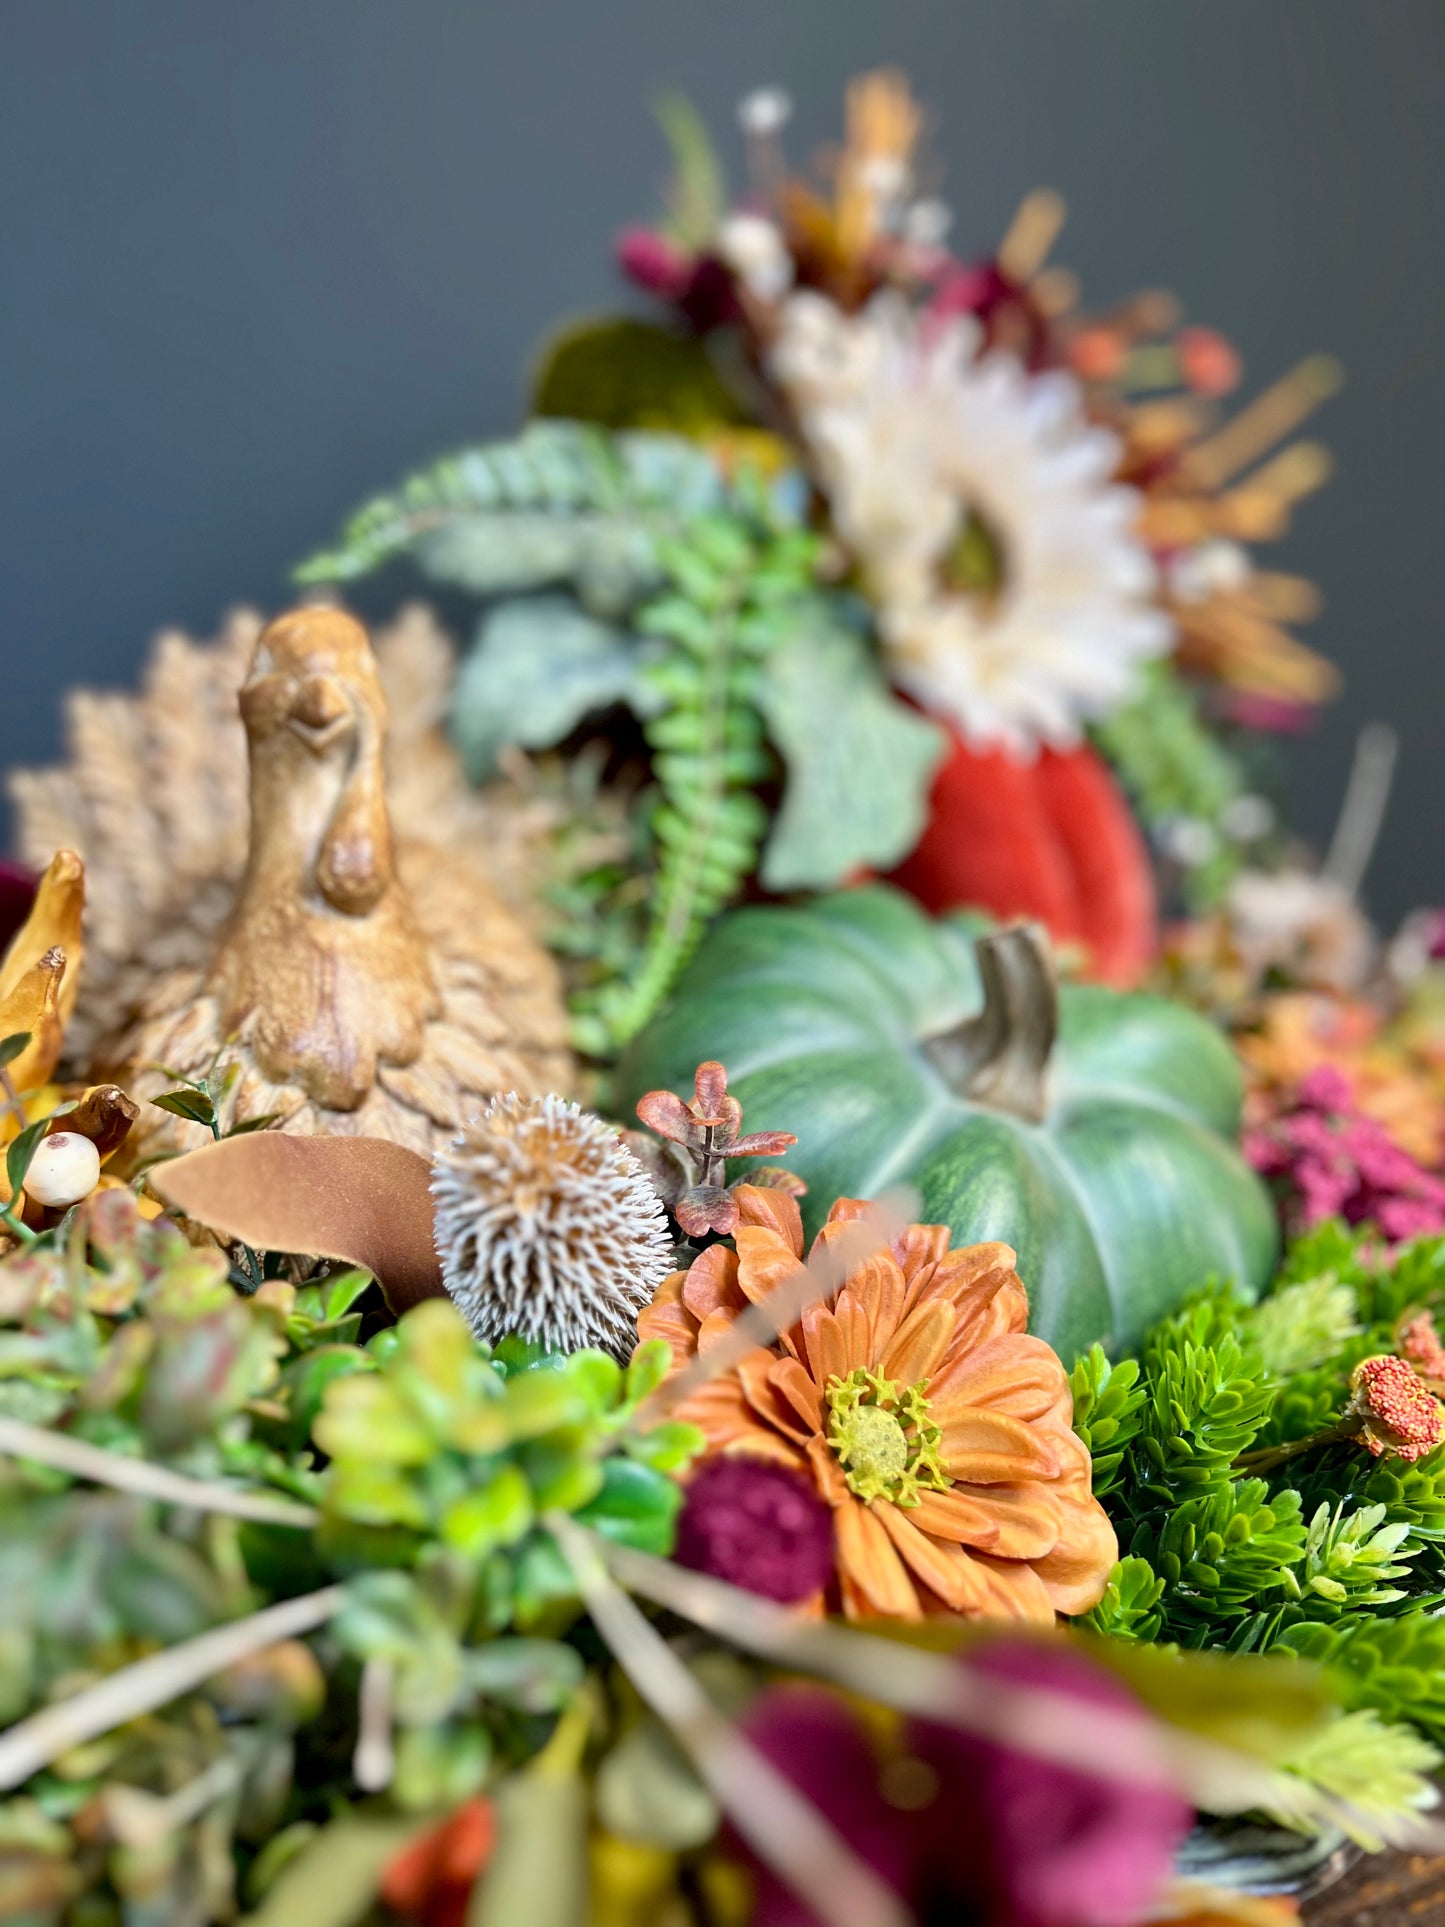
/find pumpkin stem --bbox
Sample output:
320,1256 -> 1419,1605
920,926 -> 1057,1123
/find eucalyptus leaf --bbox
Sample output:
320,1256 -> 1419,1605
150,1086 -> 218,1128
0,1031 -> 32,1069
451,597 -> 658,780
756,605 -> 947,890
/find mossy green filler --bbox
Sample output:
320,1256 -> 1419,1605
619,886 -> 1277,1363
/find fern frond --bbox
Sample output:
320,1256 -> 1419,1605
295,422 -> 727,617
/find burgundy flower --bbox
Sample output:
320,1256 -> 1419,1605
674,1458 -> 834,1605
0,859 -> 38,957
739,1641 -> 1192,1927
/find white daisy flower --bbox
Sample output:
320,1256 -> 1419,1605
770,292 -> 1173,753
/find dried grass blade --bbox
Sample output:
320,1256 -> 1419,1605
598,1539 -> 1445,1850
0,1413 -> 320,1528
547,1512 -> 913,1927
0,1586 -> 346,1792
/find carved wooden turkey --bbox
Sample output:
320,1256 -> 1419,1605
12,606 -> 573,1156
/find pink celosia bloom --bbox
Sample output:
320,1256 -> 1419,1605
1246,1061 -> 1445,1244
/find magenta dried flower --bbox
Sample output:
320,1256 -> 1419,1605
737,1641 -> 1192,1927
1245,1062 -> 1445,1244
674,1458 -> 834,1604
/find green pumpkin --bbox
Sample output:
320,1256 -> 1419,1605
617,887 -> 1277,1363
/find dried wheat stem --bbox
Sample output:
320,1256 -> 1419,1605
0,1414 -> 320,1528
0,1586 -> 346,1792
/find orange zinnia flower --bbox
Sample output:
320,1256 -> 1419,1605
638,1186 -> 1117,1623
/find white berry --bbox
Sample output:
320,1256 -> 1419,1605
24,1131 -> 102,1208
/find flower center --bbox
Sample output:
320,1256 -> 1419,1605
826,1367 -> 949,1506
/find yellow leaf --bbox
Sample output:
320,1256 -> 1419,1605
0,850 -> 84,1029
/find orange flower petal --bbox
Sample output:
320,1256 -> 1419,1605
721,1433 -> 808,1473
908,1486 -> 1002,1550
735,1224 -> 808,1307
769,1354 -> 825,1436
879,1296 -> 956,1385
735,1184 -> 804,1257
969,1552 -> 1059,1625
806,1429 -> 849,1506
1033,1507 -> 1119,1616
930,1333 -> 1071,1422
635,1279 -> 695,1370
940,1483 -> 1061,1560
832,1285 -> 874,1372
894,1222 -> 951,1287
876,1504 -> 991,1613
799,1297 -> 853,1389
682,1244 -> 744,1323
939,1408 -> 1062,1483
738,1349 -> 812,1443
835,1499 -> 922,1619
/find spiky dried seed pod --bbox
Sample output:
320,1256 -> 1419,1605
431,1092 -> 675,1356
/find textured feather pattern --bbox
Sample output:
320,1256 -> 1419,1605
10,605 -> 575,1157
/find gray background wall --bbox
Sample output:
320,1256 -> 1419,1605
2,0 -> 1441,923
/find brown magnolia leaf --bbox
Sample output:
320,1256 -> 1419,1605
150,1133 -> 444,1313
691,1060 -> 730,1119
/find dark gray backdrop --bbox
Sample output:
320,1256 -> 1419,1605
3,0 -> 1441,922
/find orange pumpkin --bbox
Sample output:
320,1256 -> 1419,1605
889,725 -> 1157,988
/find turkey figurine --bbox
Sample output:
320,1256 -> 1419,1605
12,605 -> 574,1157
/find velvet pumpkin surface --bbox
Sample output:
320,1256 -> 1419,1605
619,886 -> 1277,1363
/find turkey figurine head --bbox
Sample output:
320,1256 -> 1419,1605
210,609 -> 439,1112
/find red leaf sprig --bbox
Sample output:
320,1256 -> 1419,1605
634,1060 -> 801,1239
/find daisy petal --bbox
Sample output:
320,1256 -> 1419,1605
929,1333 -> 1071,1420
835,1499 -> 922,1618
970,1552 -> 1059,1624
942,1482 -> 1060,1559
938,1408 -> 1061,1483
735,1184 -> 805,1257
876,1504 -> 991,1612
681,1244 -> 744,1323
879,1296 -> 956,1384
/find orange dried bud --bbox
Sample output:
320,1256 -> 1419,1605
1067,326 -> 1128,383
1176,325 -> 1242,397
1348,1354 -> 1445,1462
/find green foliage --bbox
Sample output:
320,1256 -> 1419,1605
1273,1708 -> 1442,1854
1131,1479 -> 1305,1631
1083,1222 -> 1445,1790
652,89 -> 726,248
1091,659 -> 1259,909
1275,1615 -> 1445,1742
0,1190 -> 702,1913
1135,1325 -> 1276,1496
1295,1501 -> 1416,1611
1068,1346 -> 1146,1499
1084,1555 -> 1165,1640
450,596 -> 658,782
753,599 -> 946,891
531,317 -> 744,434
1251,1274 -> 1362,1378
582,508 -> 821,1049
294,422 -> 728,616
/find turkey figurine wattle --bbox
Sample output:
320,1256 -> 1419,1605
890,726 -> 1158,989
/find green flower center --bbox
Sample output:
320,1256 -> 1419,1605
826,1367 -> 949,1506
